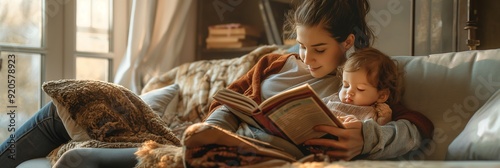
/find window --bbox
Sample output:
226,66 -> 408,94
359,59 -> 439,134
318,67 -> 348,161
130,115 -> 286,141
76,0 -> 113,81
0,0 -> 127,141
0,0 -> 44,142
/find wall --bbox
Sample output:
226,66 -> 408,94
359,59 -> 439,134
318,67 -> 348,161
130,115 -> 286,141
369,0 -> 500,56
476,0 -> 500,50
368,0 -> 412,56
368,0 -> 457,56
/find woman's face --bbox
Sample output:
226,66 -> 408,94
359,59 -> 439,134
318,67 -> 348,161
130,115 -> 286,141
296,25 -> 350,78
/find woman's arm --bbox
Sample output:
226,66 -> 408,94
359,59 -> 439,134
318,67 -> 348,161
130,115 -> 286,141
391,103 -> 434,139
303,120 -> 364,161
360,119 -> 421,159
204,106 -> 240,132
303,119 -> 422,160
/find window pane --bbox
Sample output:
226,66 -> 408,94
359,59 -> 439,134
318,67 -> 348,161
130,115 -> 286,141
76,0 -> 111,53
368,0 -> 412,56
76,57 -> 109,81
414,0 -> 455,55
0,52 -> 41,142
0,0 -> 43,47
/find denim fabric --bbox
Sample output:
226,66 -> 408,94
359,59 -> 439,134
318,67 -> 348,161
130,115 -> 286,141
52,148 -> 138,168
0,102 -> 70,167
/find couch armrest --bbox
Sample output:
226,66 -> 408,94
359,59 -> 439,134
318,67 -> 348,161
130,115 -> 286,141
17,158 -> 51,168
446,90 -> 500,160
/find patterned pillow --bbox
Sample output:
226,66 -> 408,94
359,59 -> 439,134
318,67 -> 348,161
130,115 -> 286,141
42,79 -> 180,145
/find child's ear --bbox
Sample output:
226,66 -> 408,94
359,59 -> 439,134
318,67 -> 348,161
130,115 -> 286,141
377,89 -> 390,103
344,34 -> 355,49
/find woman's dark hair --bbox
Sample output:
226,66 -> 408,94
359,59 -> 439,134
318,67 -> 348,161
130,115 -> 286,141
284,0 -> 374,50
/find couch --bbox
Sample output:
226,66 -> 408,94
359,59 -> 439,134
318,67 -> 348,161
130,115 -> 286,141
17,45 -> 500,167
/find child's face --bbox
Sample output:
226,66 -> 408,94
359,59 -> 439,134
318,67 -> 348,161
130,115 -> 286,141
296,25 -> 349,78
338,68 -> 387,106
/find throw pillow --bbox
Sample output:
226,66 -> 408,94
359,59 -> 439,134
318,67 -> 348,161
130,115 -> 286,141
139,83 -> 180,117
446,90 -> 500,160
42,79 -> 180,145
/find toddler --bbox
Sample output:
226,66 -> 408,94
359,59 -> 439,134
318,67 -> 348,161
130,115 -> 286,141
324,47 -> 401,125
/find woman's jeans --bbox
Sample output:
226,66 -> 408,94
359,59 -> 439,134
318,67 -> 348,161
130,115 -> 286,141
0,102 -> 139,168
0,102 -> 70,167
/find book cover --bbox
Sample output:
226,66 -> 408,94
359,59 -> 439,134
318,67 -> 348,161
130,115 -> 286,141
206,35 -> 258,43
208,23 -> 260,38
213,83 -> 345,145
206,40 -> 258,49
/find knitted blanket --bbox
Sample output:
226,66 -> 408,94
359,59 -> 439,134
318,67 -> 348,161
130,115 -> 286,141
141,45 -> 284,138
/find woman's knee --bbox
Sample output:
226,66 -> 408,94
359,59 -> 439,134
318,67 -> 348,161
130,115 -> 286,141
54,148 -> 138,168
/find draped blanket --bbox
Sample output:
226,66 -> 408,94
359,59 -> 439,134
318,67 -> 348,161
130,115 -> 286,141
141,45 -> 284,138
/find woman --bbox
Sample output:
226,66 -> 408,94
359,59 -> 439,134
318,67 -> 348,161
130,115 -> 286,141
1,0 -> 433,167
205,0 -> 433,161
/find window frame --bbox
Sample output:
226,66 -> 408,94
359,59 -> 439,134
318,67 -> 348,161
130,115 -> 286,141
63,0 -> 128,82
47,0 -> 128,104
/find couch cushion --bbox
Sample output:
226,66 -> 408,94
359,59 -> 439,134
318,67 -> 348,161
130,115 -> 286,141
391,49 -> 500,160
17,158 -> 51,168
139,83 -> 180,117
446,90 -> 500,160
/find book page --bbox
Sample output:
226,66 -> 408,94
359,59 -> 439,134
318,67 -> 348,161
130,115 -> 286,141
213,88 -> 259,115
260,84 -> 311,109
267,97 -> 338,145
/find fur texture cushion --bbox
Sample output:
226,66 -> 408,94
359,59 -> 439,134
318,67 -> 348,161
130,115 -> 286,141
42,79 -> 181,165
134,141 -> 184,168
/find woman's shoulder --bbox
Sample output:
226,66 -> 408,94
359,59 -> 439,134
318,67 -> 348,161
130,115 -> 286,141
260,52 -> 299,62
255,53 -> 300,70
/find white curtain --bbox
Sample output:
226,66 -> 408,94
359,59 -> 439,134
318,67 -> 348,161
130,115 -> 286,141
114,0 -> 196,94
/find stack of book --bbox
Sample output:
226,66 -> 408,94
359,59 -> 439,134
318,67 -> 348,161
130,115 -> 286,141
206,23 -> 260,49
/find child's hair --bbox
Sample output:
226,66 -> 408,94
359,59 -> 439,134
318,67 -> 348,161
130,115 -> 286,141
337,48 -> 402,105
284,0 -> 374,50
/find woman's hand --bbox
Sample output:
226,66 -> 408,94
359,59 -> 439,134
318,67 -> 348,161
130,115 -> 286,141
304,118 -> 363,161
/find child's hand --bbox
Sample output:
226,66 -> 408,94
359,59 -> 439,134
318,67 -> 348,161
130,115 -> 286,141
338,115 -> 359,123
375,103 -> 392,125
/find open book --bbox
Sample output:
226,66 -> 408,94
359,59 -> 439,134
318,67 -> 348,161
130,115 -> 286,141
213,83 -> 345,145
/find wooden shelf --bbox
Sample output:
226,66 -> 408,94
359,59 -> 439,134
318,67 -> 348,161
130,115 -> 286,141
198,46 -> 260,60
196,0 -> 292,60
198,44 -> 266,60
